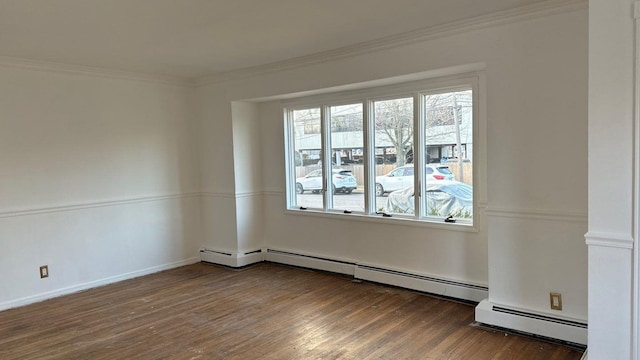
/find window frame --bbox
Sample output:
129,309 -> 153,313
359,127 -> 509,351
283,74 -> 482,231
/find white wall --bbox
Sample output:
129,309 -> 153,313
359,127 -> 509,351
232,101 -> 263,253
197,4 -> 588,338
0,65 -> 202,310
197,92 -> 238,253
587,0 -> 636,358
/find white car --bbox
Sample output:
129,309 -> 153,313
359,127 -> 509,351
375,164 -> 455,196
296,169 -> 358,194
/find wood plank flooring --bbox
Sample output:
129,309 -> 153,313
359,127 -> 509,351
0,262 -> 584,359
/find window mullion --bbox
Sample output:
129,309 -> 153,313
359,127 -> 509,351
284,109 -> 295,208
321,105 -> 332,210
413,93 -> 424,219
363,100 -> 374,214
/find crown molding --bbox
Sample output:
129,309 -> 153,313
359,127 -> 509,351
0,55 -> 195,87
196,0 -> 587,86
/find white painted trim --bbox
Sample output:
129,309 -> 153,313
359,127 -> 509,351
200,191 -> 263,199
263,190 -> 285,197
355,263 -> 488,303
201,191 -> 237,199
475,299 -> 588,345
580,350 -> 588,360
485,206 -> 587,222
234,191 -> 263,199
0,192 -> 201,219
634,3 -> 640,359
283,208 -> 479,232
279,67 -> 485,107
0,55 -> 194,87
585,231 -> 634,249
200,249 -> 264,268
197,0 -> 587,85
0,257 -> 200,312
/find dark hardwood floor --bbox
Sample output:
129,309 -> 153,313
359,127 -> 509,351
0,262 -> 584,359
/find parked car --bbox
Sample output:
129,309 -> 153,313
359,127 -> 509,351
375,164 -> 455,196
384,180 -> 473,218
295,169 -> 358,194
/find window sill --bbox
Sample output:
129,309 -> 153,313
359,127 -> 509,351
284,207 -> 479,233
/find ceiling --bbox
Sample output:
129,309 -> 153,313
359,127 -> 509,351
0,0 -> 552,79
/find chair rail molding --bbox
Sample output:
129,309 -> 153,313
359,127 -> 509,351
485,206 -> 587,223
584,231 -> 634,249
0,192 -> 201,219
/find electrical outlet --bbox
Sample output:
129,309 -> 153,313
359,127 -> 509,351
39,265 -> 49,279
550,292 -> 562,310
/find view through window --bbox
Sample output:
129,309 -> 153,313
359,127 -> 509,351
286,79 -> 476,225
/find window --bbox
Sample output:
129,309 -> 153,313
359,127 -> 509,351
330,103 -> 364,211
291,108 -> 322,209
285,76 -> 478,227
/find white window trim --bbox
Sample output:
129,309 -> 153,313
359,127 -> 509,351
283,72 -> 485,231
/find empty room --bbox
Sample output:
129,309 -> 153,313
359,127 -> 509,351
0,0 -> 636,359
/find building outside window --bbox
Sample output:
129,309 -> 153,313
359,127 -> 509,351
285,76 -> 478,226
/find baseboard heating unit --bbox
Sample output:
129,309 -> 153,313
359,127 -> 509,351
354,264 -> 488,303
264,249 -> 356,275
200,248 -> 263,268
201,247 -> 488,303
263,248 -> 488,303
475,299 -> 587,345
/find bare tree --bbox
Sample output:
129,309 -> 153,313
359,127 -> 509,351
374,98 -> 413,166
424,91 -> 473,181
291,92 -> 472,174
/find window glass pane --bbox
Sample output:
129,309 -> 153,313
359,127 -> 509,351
284,81 -> 475,227
372,97 -> 414,215
423,89 -> 473,220
329,104 -> 363,211
292,108 -> 323,209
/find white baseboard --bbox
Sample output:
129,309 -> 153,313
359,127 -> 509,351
200,248 -> 264,268
355,264 -> 488,303
475,299 -> 587,345
0,256 -> 201,312
264,249 -> 355,275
